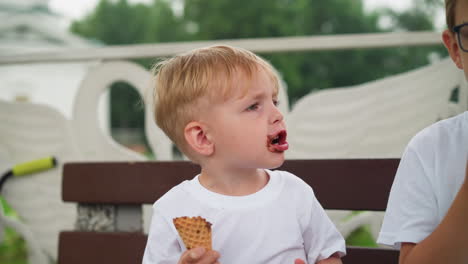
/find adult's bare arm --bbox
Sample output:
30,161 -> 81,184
399,164 -> 468,264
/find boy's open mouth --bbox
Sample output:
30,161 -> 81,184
267,130 -> 289,153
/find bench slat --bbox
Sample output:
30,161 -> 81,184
58,231 -> 398,264
63,159 -> 399,211
344,246 -> 399,264
58,231 -> 147,264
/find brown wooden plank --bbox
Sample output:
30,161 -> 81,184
58,232 -> 398,264
62,161 -> 199,204
344,246 -> 399,264
63,159 -> 399,210
58,231 -> 147,264
279,159 -> 399,211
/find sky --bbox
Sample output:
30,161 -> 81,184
49,0 -> 152,19
48,0 -> 444,29
48,0 -> 411,20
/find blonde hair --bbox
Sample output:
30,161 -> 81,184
445,0 -> 457,30
152,45 -> 280,159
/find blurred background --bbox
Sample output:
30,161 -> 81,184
0,0 -> 451,263
1,0 -> 447,155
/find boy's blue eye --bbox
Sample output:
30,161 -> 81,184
247,103 -> 259,111
273,100 -> 279,106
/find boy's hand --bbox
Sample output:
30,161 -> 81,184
295,259 -> 306,264
178,247 -> 220,264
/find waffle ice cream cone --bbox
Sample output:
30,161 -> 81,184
173,216 -> 212,250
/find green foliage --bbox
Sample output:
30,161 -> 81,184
0,198 -> 28,264
183,0 -> 383,103
0,228 -> 28,264
110,82 -> 145,129
71,0 -> 185,44
346,226 -> 378,247
343,211 -> 378,247
70,0 -> 446,140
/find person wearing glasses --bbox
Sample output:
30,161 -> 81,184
377,0 -> 468,263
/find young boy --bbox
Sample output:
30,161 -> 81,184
377,0 -> 468,263
142,45 -> 345,264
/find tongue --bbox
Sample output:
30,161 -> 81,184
268,142 -> 289,152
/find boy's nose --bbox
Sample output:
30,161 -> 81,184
271,106 -> 284,124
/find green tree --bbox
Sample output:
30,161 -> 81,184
182,0 -> 444,104
71,0 -> 184,44
70,0 -> 445,146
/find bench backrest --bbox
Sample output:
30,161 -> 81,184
59,159 -> 400,264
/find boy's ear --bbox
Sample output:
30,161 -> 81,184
184,121 -> 214,157
443,29 -> 463,69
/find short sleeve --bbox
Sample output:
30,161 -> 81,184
302,189 -> 346,262
377,145 -> 439,249
142,207 -> 182,264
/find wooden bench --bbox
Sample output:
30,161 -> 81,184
58,159 -> 400,264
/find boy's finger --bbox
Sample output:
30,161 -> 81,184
199,250 -> 220,264
294,258 -> 306,264
180,248 -> 220,264
195,250 -> 220,264
188,247 -> 206,261
179,247 -> 205,264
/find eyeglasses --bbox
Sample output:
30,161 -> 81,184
453,22 -> 468,52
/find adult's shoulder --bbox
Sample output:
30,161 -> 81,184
407,111 -> 467,150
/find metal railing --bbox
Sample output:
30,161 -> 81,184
0,31 -> 443,65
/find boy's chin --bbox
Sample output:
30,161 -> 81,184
264,156 -> 285,170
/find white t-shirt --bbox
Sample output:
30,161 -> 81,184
142,169 -> 346,264
378,111 -> 468,248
